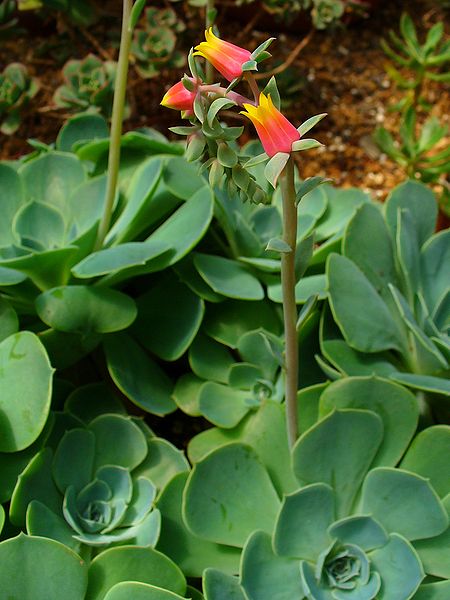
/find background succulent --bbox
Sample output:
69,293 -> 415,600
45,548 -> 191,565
380,13 -> 450,113
131,7 -> 185,80
0,0 -> 23,39
318,181 -> 450,419
0,62 -> 39,134
18,0 -> 96,26
53,54 -> 119,119
310,0 -> 345,29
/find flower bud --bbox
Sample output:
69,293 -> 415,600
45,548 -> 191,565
194,28 -> 252,82
161,77 -> 198,114
241,93 -> 300,157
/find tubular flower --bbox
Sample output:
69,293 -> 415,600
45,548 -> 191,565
161,78 -> 197,115
194,28 -> 252,82
241,93 -> 300,157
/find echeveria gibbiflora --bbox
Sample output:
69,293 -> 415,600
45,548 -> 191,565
9,413 -> 187,554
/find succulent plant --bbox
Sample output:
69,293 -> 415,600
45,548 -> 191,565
318,181 -> 450,417
131,7 -> 185,79
9,402 -> 188,554
310,0 -> 345,29
173,327 -> 284,427
0,62 -> 39,134
174,377 -> 450,598
380,13 -> 450,113
374,108 -> 450,184
53,54 -> 119,119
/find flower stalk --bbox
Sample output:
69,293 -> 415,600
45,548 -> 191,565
279,157 -> 299,448
95,0 -> 133,250
161,31 -> 326,450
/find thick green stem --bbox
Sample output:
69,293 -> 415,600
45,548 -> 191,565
279,157 -> 299,448
205,0 -> 215,83
94,0 -> 133,250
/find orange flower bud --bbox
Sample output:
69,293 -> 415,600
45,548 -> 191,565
194,28 -> 252,82
161,78 -> 197,114
241,93 -> 300,157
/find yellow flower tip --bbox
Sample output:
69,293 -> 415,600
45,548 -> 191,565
205,27 -> 219,44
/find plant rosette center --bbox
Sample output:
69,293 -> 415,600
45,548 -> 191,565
310,539 -> 381,598
63,464 -> 157,544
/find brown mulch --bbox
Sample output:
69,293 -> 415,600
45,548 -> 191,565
1,0 -> 449,204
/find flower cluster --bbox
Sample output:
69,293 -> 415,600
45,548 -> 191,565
161,28 -> 325,200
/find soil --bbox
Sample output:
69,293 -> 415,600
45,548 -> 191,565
1,0 -> 449,205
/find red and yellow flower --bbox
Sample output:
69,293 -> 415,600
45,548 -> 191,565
194,28 -> 252,82
161,78 -> 198,115
241,93 -> 301,157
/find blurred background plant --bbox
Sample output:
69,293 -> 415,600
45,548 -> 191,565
17,0 -> 96,27
0,62 -> 40,135
130,7 -> 186,80
374,13 -> 450,215
380,13 -> 450,113
53,54 -> 123,120
0,0 -> 25,39
173,0 -> 373,29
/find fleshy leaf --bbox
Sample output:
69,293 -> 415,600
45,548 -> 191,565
292,410 -> 383,518
0,533 -> 88,600
414,495 -> 450,579
194,253 -> 264,301
52,428 -> 96,494
384,180 -> 437,247
370,533 -> 424,599
203,569 -> 246,600
157,473 -> 241,578
132,273 -> 205,361
104,333 -> 176,416
319,377 -> 418,468
86,546 -> 186,600
104,582 -> 186,600
36,286 -> 137,334
400,426 -> 450,498
241,530 -> 305,600
361,468 -> 448,541
273,484 -> 335,561
88,414 -> 148,472
328,516 -> 389,551
183,443 -> 280,547
300,561 -> 333,599
327,253 -> 404,353
0,331 -> 53,452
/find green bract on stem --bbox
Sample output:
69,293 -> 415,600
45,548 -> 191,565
95,0 -> 133,251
